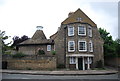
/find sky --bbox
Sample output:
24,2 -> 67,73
0,0 -> 119,44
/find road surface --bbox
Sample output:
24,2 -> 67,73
2,73 -> 119,80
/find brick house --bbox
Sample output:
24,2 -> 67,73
18,8 -> 104,70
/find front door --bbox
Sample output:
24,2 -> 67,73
78,58 -> 83,70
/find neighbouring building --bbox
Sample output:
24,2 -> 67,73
18,8 -> 104,70
18,26 -> 54,56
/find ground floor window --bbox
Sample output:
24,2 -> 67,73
69,57 -> 76,64
47,45 -> 51,51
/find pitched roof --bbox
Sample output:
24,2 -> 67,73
62,8 -> 97,27
19,30 -> 54,45
50,31 -> 58,39
19,39 -> 54,45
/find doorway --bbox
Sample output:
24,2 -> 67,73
78,58 -> 83,70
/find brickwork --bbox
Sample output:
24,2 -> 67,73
19,45 -> 54,55
105,57 -> 120,67
51,9 -> 104,69
3,56 -> 56,70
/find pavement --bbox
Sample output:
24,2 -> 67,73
1,69 -> 119,75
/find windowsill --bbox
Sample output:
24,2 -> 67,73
68,35 -> 74,36
89,36 -> 92,37
78,34 -> 86,36
69,63 -> 76,64
78,50 -> 87,52
68,50 -> 75,52
89,51 -> 93,52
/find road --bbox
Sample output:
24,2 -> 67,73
2,73 -> 119,80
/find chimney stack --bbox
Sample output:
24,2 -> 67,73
68,12 -> 74,17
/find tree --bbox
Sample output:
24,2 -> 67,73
0,30 -> 11,54
11,35 -> 29,48
115,39 -> 120,57
99,28 -> 118,57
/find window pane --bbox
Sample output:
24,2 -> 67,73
70,57 -> 76,64
68,26 -> 74,36
79,42 -> 85,50
79,41 -> 86,51
47,45 -> 51,51
88,27 -> 92,37
78,26 -> 86,35
68,41 -> 75,52
89,41 -> 93,52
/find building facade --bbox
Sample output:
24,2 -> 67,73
50,8 -> 104,70
18,8 -> 104,70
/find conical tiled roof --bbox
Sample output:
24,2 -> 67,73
32,30 -> 47,40
18,30 -> 54,45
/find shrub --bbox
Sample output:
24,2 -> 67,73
57,64 -> 65,69
51,50 -> 56,55
12,52 -> 26,58
26,67 -> 32,70
38,49 -> 45,55
96,60 -> 104,68
4,51 -> 11,55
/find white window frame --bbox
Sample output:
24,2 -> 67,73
89,41 -> 93,52
68,26 -> 74,36
68,41 -> 75,52
70,57 -> 76,64
76,17 -> 82,21
78,25 -> 86,36
47,45 -> 51,51
88,26 -> 92,37
78,40 -> 87,52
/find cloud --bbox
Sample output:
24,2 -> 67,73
0,0 -> 118,44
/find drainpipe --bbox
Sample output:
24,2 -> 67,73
64,25 -> 67,68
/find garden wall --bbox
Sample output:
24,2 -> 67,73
2,55 -> 56,70
105,57 -> 120,67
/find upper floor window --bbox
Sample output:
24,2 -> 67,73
89,41 -> 93,52
70,57 -> 76,64
78,40 -> 87,51
47,45 -> 51,51
68,41 -> 75,52
76,17 -> 82,21
68,26 -> 74,36
78,25 -> 86,36
88,26 -> 92,37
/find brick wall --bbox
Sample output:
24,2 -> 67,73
3,56 -> 56,70
19,45 -> 54,55
105,57 -> 120,67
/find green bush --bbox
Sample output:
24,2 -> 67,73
4,51 -> 11,55
12,52 -> 26,58
26,67 -> 32,70
51,50 -> 56,55
38,49 -> 45,55
57,64 -> 65,69
96,60 -> 104,68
